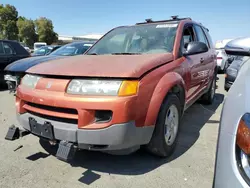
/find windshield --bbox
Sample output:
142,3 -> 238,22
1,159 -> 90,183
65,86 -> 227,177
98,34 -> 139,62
86,23 -> 178,55
33,46 -> 52,55
50,43 -> 93,56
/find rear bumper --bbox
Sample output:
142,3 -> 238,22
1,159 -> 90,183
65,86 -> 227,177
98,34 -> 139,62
217,59 -> 222,67
17,112 -> 154,151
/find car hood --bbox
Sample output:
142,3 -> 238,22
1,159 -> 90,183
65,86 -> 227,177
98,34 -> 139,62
27,53 -> 174,78
4,55 -> 67,73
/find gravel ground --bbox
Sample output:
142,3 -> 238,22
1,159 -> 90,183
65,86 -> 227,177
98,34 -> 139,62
0,74 -> 226,188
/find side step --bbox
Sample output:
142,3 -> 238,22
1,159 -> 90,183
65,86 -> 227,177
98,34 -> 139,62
5,125 -> 30,141
56,141 -> 77,162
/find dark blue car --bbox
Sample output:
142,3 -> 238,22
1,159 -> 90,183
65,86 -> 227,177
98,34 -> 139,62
4,41 -> 95,91
31,45 -> 62,56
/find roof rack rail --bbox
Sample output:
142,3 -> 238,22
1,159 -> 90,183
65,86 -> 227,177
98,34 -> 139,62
136,16 -> 192,25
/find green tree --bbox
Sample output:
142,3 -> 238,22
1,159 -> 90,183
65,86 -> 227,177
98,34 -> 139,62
35,17 -> 58,45
17,16 -> 37,47
0,4 -> 18,40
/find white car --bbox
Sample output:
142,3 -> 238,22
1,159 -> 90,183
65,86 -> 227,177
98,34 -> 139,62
215,39 -> 233,72
33,42 -> 47,51
213,37 -> 250,187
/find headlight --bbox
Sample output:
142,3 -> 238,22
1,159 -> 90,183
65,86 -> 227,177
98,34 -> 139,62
67,79 -> 138,96
21,74 -> 42,89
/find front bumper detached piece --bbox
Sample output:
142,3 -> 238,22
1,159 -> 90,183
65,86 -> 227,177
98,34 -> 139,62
5,125 -> 77,162
5,125 -> 30,140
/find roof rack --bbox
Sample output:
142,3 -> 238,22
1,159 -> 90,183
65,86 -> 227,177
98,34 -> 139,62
136,16 -> 192,25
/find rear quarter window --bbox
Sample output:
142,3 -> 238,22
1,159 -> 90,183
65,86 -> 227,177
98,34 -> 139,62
12,42 -> 29,55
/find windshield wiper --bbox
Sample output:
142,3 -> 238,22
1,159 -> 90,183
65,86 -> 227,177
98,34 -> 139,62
111,52 -> 141,55
87,53 -> 98,55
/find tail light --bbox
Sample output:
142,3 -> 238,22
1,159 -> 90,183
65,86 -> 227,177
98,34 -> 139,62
236,113 -> 250,154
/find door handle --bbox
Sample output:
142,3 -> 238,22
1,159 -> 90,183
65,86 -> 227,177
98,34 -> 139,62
200,58 -> 205,63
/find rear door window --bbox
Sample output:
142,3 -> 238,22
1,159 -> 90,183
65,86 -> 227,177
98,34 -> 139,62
3,42 -> 15,55
194,25 -> 209,48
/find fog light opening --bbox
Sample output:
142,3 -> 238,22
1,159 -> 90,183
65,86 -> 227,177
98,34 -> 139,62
95,110 -> 113,123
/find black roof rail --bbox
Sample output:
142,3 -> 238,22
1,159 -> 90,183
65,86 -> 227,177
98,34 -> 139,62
136,16 -> 192,25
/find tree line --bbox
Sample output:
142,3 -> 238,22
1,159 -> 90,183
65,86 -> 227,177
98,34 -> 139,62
0,4 -> 58,48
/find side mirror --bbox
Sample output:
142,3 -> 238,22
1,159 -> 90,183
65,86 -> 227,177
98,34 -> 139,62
183,41 -> 208,56
225,37 -> 250,56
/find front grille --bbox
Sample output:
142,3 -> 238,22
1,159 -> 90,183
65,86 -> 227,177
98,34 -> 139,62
27,102 -> 78,115
27,111 -> 78,124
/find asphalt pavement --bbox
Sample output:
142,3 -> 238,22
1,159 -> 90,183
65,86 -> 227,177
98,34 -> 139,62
0,74 -> 226,188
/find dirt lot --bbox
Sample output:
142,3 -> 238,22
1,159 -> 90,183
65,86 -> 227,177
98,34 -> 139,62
0,75 -> 226,188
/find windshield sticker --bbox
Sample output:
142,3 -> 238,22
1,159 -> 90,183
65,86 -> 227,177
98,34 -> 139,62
156,24 -> 177,28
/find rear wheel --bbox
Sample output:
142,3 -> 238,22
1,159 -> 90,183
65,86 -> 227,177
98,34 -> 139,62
146,93 -> 181,157
201,75 -> 216,104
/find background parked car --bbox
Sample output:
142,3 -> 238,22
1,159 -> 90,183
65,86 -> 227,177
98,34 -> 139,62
32,45 -> 62,56
215,39 -> 233,72
0,40 -> 30,86
4,41 -> 96,92
227,55 -> 236,66
224,56 -> 249,91
33,42 -> 47,51
20,42 -> 31,54
213,37 -> 250,188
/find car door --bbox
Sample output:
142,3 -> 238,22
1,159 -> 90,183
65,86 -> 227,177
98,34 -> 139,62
193,25 -> 215,88
181,24 -> 205,101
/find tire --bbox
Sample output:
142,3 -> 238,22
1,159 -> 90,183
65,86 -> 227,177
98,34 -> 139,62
224,85 -> 229,92
201,75 -> 216,105
146,93 -> 181,158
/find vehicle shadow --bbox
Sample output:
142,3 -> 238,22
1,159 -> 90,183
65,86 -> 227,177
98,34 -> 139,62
39,93 -> 224,184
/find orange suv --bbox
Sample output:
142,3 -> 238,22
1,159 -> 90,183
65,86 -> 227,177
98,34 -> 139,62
16,17 -> 217,158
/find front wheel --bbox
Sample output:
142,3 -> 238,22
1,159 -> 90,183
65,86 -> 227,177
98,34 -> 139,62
146,93 -> 181,157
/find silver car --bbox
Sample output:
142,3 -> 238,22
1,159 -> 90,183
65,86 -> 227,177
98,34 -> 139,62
213,37 -> 250,187
215,39 -> 232,72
